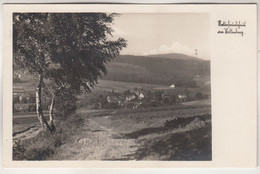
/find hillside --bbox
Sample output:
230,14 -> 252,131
103,54 -> 210,88
13,53 -> 210,88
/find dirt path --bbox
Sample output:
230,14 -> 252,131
55,116 -> 139,160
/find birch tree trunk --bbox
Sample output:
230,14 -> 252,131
36,74 -> 52,131
49,97 -> 55,128
49,86 -> 63,131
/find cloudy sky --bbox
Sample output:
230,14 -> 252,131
111,13 -> 210,60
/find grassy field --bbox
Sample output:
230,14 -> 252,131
14,76 -> 167,93
93,79 -> 167,93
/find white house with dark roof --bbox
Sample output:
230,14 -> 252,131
169,84 -> 175,88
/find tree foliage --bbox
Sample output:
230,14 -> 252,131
13,13 -> 127,94
54,89 -> 78,120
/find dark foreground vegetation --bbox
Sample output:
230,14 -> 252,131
13,114 -> 84,160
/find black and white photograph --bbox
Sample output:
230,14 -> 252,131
3,4 -> 257,169
12,12 -> 212,161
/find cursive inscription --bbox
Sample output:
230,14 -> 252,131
217,20 -> 246,36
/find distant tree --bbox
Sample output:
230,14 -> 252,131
20,96 -> 27,104
27,93 -> 36,103
13,13 -> 127,131
171,95 -> 176,103
195,92 -> 204,100
153,91 -> 163,100
123,89 -> 132,97
163,97 -> 170,105
13,96 -> 19,104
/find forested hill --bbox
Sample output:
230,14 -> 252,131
103,54 -> 210,88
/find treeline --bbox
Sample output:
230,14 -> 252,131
103,55 -> 210,87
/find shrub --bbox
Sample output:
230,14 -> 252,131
142,100 -> 162,108
27,93 -> 36,103
20,97 -> 27,104
185,117 -> 206,129
164,114 -> 210,129
103,102 -> 119,109
195,92 -> 204,100
28,104 -> 36,112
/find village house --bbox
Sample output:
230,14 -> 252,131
106,96 -> 124,105
14,103 -> 35,112
132,88 -> 144,99
132,90 -> 145,100
13,87 -> 25,97
106,96 -> 116,103
13,72 -> 22,79
177,94 -> 187,102
125,94 -> 137,102
169,84 -> 175,88
160,88 -> 189,103
13,70 -> 28,79
19,93 -> 31,102
138,93 -> 145,100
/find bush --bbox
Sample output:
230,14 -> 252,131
20,97 -> 27,104
164,114 -> 210,129
27,93 -> 36,103
195,92 -> 204,100
103,102 -> 119,109
185,117 -> 206,129
13,137 -> 55,161
142,100 -> 162,108
28,104 -> 36,112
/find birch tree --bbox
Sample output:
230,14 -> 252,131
13,13 -> 127,131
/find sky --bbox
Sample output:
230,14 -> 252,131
110,13 -> 210,60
